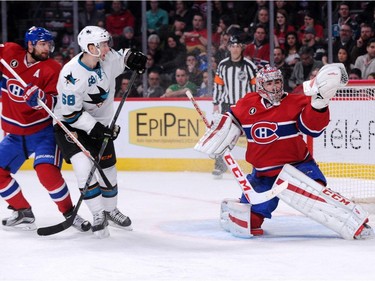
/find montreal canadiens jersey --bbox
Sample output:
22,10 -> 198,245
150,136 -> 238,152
229,92 -> 330,177
54,49 -> 127,133
0,42 -> 61,135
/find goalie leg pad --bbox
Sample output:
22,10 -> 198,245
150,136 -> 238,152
195,114 -> 241,156
220,199 -> 265,238
276,164 -> 372,240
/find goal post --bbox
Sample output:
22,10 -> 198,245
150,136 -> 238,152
309,80 -> 375,202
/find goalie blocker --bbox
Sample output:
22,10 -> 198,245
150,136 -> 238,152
220,164 -> 374,239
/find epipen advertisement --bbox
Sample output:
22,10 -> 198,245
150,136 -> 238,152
0,99 -> 373,170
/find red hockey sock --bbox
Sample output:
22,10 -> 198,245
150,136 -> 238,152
35,164 -> 73,214
0,168 -> 31,209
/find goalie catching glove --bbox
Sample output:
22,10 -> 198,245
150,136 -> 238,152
195,113 -> 242,157
303,63 -> 348,109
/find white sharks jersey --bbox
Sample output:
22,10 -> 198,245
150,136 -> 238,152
54,48 -> 128,133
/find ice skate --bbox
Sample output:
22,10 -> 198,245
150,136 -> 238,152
354,221 -> 375,240
105,208 -> 132,230
2,207 -> 36,231
64,209 -> 91,232
92,211 -> 109,238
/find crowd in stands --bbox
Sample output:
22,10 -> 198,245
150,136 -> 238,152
4,0 -> 375,99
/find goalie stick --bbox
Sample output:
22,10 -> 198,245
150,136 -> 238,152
0,58 -> 112,189
36,71 -> 139,235
185,91 -> 287,204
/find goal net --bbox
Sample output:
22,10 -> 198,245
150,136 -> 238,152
308,81 -> 375,203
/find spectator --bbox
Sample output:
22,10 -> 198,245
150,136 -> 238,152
274,47 -> 293,92
146,0 -> 169,35
349,68 -> 362,80
367,72 -> 375,79
185,53 -> 203,87
115,74 -> 140,98
333,23 -> 356,61
52,52 -> 65,67
180,13 -> 208,54
147,34 -> 162,65
301,26 -> 327,62
351,24 -> 374,63
138,69 -> 165,98
244,24 -> 270,69
248,7 -> 270,42
284,31 -> 301,69
106,1 -> 135,49
162,67 -> 197,97
212,14 -> 233,48
215,32 -> 230,62
288,46 -> 324,89
172,1 -> 194,30
197,70 -> 213,97
354,38 -> 375,79
274,9 -> 295,49
333,2 -> 359,39
78,0 -> 105,30
298,10 -> 324,44
336,47 -> 354,74
158,34 -> 187,85
118,26 -> 141,50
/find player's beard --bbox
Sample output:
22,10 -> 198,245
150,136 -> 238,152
30,50 -> 49,62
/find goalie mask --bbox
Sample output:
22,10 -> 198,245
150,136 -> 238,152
256,65 -> 285,106
78,26 -> 112,57
24,26 -> 55,53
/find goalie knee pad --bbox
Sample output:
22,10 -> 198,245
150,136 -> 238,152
276,164 -> 371,240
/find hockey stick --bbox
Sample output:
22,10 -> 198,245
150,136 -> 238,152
37,71 -> 139,235
186,91 -> 287,204
0,58 -> 112,189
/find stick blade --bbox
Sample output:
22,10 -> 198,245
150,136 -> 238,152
37,216 -> 74,236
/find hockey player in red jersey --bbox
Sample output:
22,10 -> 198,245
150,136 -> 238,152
196,64 -> 374,240
0,26 -> 90,231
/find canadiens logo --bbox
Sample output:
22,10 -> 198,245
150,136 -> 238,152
250,121 -> 279,144
6,79 -> 25,103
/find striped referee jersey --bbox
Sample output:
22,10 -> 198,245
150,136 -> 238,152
213,57 -> 257,106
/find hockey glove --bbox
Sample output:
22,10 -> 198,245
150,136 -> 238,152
125,49 -> 147,74
89,122 -> 121,140
303,63 -> 348,110
195,114 -> 241,157
23,84 -> 46,110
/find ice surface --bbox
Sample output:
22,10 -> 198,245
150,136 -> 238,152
1,171 -> 374,281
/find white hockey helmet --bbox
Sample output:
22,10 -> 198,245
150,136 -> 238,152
77,26 -> 112,55
256,65 -> 285,106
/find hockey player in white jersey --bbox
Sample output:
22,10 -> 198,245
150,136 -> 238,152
53,26 -> 147,238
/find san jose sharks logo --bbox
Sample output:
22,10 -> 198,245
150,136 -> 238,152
64,72 -> 78,85
85,86 -> 109,107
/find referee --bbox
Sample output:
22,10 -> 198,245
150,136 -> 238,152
212,35 -> 257,179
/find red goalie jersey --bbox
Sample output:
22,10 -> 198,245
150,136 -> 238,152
229,92 -> 330,177
0,42 -> 61,135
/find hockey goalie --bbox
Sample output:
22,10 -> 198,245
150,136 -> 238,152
195,63 -> 374,240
